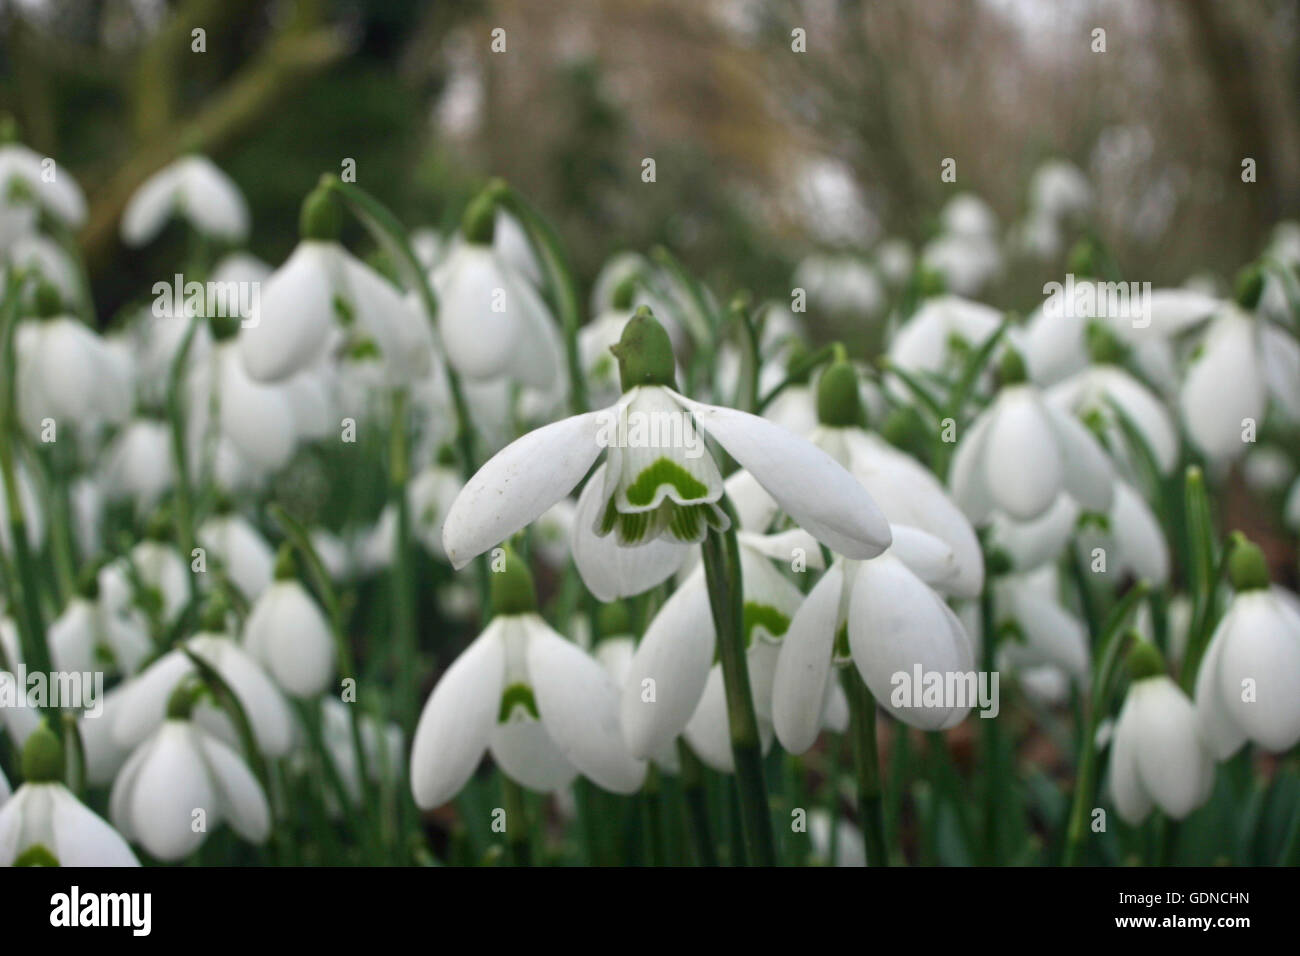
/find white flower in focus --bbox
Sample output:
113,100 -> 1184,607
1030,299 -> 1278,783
410,551 -> 645,807
442,310 -> 891,577
121,155 -> 249,246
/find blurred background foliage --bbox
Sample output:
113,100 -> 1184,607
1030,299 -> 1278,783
1,0 -> 1298,328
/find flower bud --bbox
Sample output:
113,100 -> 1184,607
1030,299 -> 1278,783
1125,636 -> 1165,681
1227,532 -> 1269,591
815,359 -> 866,428
611,306 -> 676,391
21,722 -> 64,784
489,545 -> 537,617
300,186 -> 343,242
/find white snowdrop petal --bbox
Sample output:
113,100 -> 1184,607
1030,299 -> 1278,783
442,408 -> 607,569
772,561 -> 844,754
1044,403 -> 1114,513
526,620 -> 646,794
1108,698 -> 1154,826
410,623 -> 504,808
238,243 -> 337,383
672,392 -> 891,558
489,718 -> 577,793
125,723 -> 218,861
195,730 -> 271,843
984,389 -> 1063,521
620,571 -> 716,758
49,786 -> 139,867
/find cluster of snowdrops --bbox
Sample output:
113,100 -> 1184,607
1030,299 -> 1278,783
0,143 -> 1299,867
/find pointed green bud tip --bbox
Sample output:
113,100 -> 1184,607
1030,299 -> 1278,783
1125,638 -> 1166,682
21,722 -> 64,784
611,307 -> 676,390
198,593 -> 229,633
1227,533 -> 1269,591
166,677 -> 206,720
1085,320 -> 1126,365
489,546 -> 537,617
461,188 -> 498,245
1234,265 -> 1264,311
273,544 -> 297,581
596,600 -> 631,637
998,346 -> 1028,385
610,274 -> 639,311
815,359 -> 865,428
34,281 -> 62,318
300,186 -> 343,242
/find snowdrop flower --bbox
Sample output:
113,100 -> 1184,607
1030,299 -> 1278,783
950,349 -> 1114,524
442,309 -> 891,576
1109,642 -> 1214,825
48,578 -> 152,678
874,238 -> 913,288
1046,344 -> 1178,477
102,417 -> 175,512
1029,160 -> 1092,222
238,188 -> 433,386
15,285 -> 131,436
1179,307 -> 1267,462
319,698 -> 404,805
493,207 -> 542,285
410,551 -> 645,807
111,682 -> 269,861
592,633 -> 679,773
197,508 -> 275,602
987,567 -> 1090,684
921,233 -> 1001,297
125,534 -> 190,625
1195,537 -> 1300,757
189,323 -> 297,475
886,295 -> 1003,383
432,193 -> 562,390
0,724 -> 138,866
0,140 -> 87,231
1,233 -> 78,301
620,534 -> 804,762
940,194 -> 998,239
809,361 -> 983,598
121,154 -> 249,246
772,523 -> 972,751
113,602 -> 294,758
241,550 -> 335,699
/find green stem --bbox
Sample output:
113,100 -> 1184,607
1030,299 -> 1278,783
501,775 -> 532,866
840,666 -> 888,866
165,314 -> 202,614
700,497 -> 776,866
1061,584 -> 1148,865
388,389 -> 418,728
677,739 -> 719,866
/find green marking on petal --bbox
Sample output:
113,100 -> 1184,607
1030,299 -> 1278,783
743,602 -> 790,646
833,623 -> 851,662
624,458 -> 710,507
14,844 -> 59,867
498,683 -> 540,723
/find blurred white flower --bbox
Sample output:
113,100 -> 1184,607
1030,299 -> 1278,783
121,155 -> 249,246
